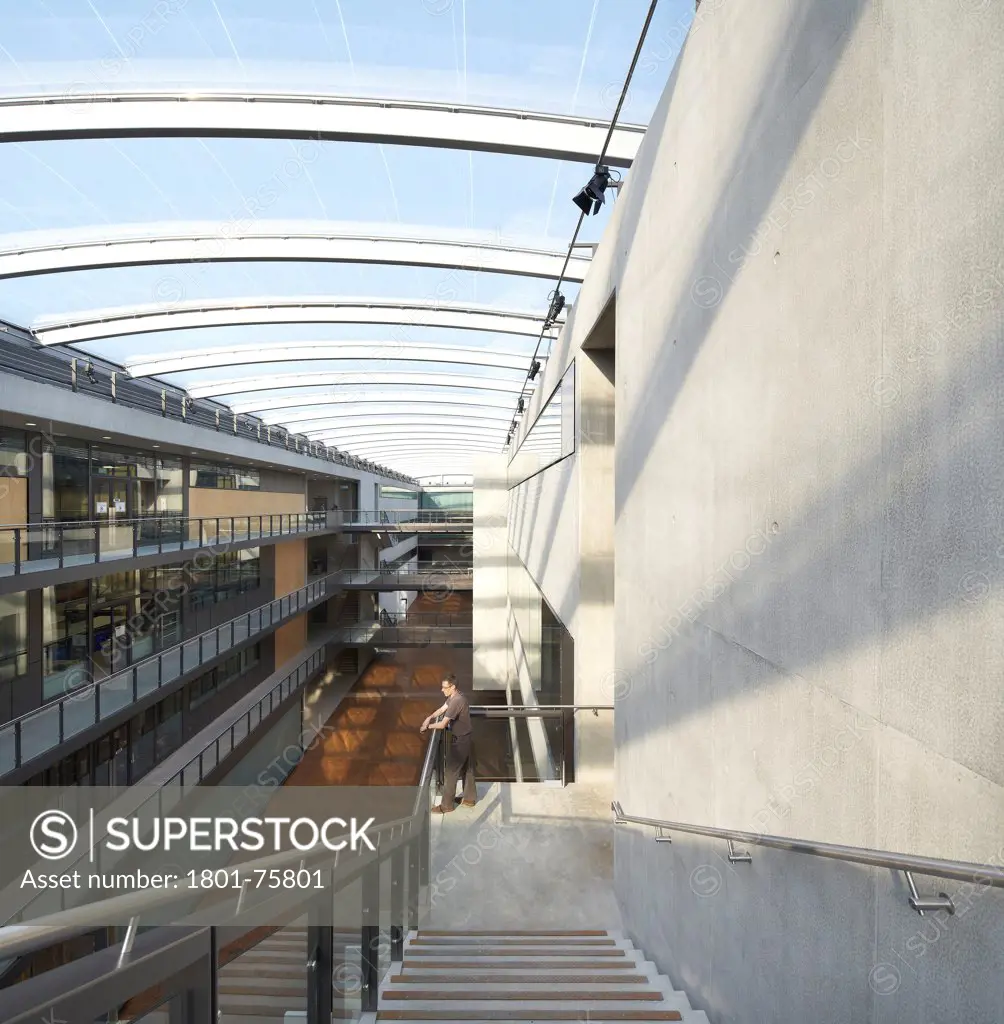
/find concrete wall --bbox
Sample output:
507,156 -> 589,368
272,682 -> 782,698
472,455 -> 511,691
507,1 -> 1004,1021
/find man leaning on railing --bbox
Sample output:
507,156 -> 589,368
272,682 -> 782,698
420,674 -> 477,813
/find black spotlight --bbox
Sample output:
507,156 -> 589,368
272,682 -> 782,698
528,360 -> 541,380
573,165 -> 612,215
517,397 -> 525,414
545,290 -> 566,327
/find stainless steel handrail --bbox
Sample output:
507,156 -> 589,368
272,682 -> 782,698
0,731 -> 441,961
612,801 -> 1004,892
471,704 -> 614,711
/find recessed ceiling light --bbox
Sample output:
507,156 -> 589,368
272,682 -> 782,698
24,422 -> 36,427
152,444 -> 160,448
101,435 -> 112,440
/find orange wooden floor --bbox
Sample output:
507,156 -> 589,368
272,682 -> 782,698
284,594 -> 472,787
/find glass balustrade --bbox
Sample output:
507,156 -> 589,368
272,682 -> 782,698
0,512 -> 330,577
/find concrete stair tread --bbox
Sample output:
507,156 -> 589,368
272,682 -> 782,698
393,975 -> 652,984
410,938 -> 617,946
416,930 -> 608,936
374,1012 -> 685,1021
384,991 -> 665,1001
401,959 -> 638,969
406,949 -> 629,957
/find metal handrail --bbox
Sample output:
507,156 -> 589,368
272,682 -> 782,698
471,703 -> 613,712
612,801 -> 1004,891
0,731 -> 441,962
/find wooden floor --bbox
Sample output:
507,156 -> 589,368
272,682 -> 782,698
284,594 -> 472,787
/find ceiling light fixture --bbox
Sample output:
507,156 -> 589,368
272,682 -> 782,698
24,422 -> 36,427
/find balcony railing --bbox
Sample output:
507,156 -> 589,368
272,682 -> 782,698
0,733 -> 441,1024
333,623 -> 473,645
0,574 -> 335,776
0,511 -> 335,577
338,567 -> 473,587
341,509 -> 473,527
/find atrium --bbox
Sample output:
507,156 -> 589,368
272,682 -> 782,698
0,2 -> 1000,1023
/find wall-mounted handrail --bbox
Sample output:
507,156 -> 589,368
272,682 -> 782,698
612,801 -> 1004,901
471,703 -> 614,712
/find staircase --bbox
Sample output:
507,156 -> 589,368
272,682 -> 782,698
374,929 -> 709,1022
218,926 -> 359,1023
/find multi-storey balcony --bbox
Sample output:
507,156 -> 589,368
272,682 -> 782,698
0,511 -> 337,590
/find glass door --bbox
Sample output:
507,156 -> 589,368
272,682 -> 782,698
94,479 -> 131,557
92,601 -> 130,679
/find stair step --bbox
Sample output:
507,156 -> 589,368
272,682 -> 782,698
406,948 -> 627,957
402,959 -> 638,970
393,974 -> 651,985
220,995 -> 305,1010
220,982 -> 309,996
375,1011 -> 683,1021
223,966 -> 308,979
417,930 -> 608,937
384,991 -> 664,1001
411,937 -> 617,946
220,1006 -> 354,1021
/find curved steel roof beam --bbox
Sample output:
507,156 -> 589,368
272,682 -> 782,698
297,413 -> 515,432
188,371 -> 531,399
312,421 -> 559,441
126,342 -> 541,378
243,391 -> 517,417
264,403 -> 518,428
32,297 -> 560,346
336,442 -> 501,455
0,91 -> 643,167
0,225 -> 590,282
315,432 -> 510,448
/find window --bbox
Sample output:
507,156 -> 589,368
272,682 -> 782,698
188,644 -> 260,709
0,428 -> 27,476
508,363 -> 575,487
0,592 -> 27,683
190,461 -> 260,490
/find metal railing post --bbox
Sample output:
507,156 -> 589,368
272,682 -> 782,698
307,919 -> 333,1024
407,834 -> 420,931
390,845 -> 404,961
361,858 -> 380,1013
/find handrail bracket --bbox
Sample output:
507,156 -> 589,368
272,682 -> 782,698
727,839 -> 752,864
904,870 -> 955,916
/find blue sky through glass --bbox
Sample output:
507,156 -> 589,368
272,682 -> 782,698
0,0 -> 692,473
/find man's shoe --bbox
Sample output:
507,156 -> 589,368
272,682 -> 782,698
432,805 -> 454,814
462,800 -> 476,807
